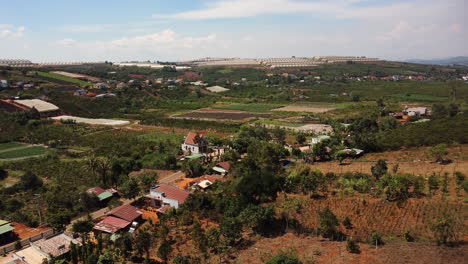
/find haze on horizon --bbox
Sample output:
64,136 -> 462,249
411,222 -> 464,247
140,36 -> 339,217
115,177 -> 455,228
1,0 -> 467,62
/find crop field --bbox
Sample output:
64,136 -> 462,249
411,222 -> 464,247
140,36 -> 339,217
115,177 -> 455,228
0,142 -> 26,151
34,71 -> 94,86
0,142 -> 48,160
213,103 -> 284,112
0,146 -> 48,159
280,196 -> 467,241
272,102 -> 337,113
173,110 -> 271,121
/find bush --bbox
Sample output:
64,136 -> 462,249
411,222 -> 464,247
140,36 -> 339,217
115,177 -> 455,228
346,239 -> 361,254
368,231 -> 384,246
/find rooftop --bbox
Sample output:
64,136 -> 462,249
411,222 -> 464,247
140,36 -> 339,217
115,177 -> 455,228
32,234 -> 80,257
13,99 -> 59,113
94,216 -> 131,234
107,204 -> 142,222
151,184 -> 190,204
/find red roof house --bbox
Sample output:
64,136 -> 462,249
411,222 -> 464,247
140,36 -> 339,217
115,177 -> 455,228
107,204 -> 142,222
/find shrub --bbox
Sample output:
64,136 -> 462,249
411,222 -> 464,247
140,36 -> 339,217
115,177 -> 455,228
346,239 -> 361,254
369,231 -> 384,246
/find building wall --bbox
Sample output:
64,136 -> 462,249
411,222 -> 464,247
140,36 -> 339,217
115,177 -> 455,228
182,143 -> 200,154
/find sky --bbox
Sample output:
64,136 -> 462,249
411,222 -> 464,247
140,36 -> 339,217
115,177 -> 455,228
0,0 -> 467,62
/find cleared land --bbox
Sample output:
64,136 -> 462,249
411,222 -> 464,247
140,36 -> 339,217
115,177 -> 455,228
34,71 -> 94,86
273,103 -> 337,113
237,233 -> 467,264
52,115 -> 130,126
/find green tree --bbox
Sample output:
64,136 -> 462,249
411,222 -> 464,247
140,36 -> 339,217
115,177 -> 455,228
346,239 -> 360,253
239,204 -> 275,233
431,104 -> 448,119
219,217 -> 242,245
119,177 -> 141,199
369,231 -> 384,246
157,239 -> 173,263
431,212 -> 459,246
265,250 -> 302,264
295,133 -> 307,145
135,231 -> 152,261
317,207 -> 339,238
0,167 -> 7,181
342,217 -> 353,229
430,144 -> 448,162
371,159 -> 388,180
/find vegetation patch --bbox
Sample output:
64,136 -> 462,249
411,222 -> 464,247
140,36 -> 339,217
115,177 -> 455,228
0,146 -> 48,159
34,71 -> 94,86
213,103 -> 284,112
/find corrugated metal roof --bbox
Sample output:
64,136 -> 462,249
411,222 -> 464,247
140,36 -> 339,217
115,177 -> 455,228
94,216 -> 131,234
13,99 -> 59,113
0,223 -> 14,235
97,191 -> 113,201
152,184 -> 190,204
108,204 -> 142,222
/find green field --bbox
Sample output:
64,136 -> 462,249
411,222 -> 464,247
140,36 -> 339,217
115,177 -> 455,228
0,146 -> 48,159
0,142 -> 26,151
213,103 -> 284,112
35,71 -> 94,86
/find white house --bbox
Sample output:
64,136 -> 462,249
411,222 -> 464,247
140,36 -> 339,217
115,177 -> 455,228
181,132 -> 208,154
311,135 -> 331,145
0,80 -> 8,88
405,107 -> 427,117
145,184 -> 189,210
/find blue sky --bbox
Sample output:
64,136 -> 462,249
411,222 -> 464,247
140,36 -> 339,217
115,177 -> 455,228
1,0 -> 466,62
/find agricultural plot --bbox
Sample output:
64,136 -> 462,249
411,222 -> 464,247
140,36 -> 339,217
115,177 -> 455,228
283,197 -> 466,241
173,110 -> 271,121
0,142 -> 48,160
34,71 -> 94,86
272,102 -> 337,113
213,103 -> 284,112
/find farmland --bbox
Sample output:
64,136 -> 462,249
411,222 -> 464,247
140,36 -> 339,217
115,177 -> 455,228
34,71 -> 94,86
212,103 -> 284,112
173,110 -> 271,120
273,102 -> 337,113
0,146 -> 48,159
0,142 -> 48,160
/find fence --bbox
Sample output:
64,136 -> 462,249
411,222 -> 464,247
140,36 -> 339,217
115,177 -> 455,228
0,229 -> 58,255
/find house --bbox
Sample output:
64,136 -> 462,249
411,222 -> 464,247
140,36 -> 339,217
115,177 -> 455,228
93,216 -> 133,234
86,187 -> 115,202
94,204 -> 142,234
181,132 -> 208,154
311,135 -> 331,145
107,204 -> 142,223
74,89 -> 87,96
145,184 -> 189,211
0,99 -> 61,117
1,80 -> 9,88
93,82 -> 109,89
0,220 -> 15,245
206,86 -> 230,93
405,107 -> 427,117
13,234 -> 81,264
212,162 -> 230,175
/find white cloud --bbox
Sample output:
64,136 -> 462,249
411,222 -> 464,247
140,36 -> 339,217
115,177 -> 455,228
0,25 -> 25,38
56,38 -> 76,45
153,0 -> 416,20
